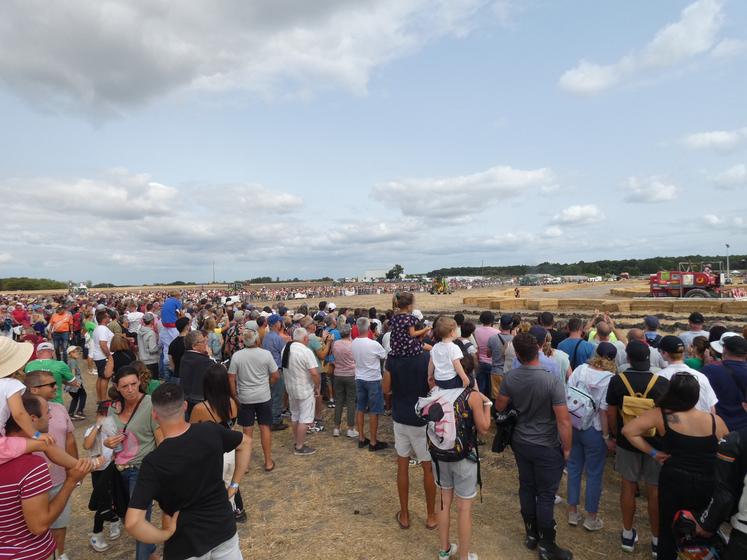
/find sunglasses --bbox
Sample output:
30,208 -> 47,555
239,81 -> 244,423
33,382 -> 57,389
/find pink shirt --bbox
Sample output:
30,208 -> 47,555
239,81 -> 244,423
332,338 -> 356,377
474,325 -> 499,365
35,402 -> 73,487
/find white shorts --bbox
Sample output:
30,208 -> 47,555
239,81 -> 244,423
393,421 -> 431,463
289,396 -> 315,424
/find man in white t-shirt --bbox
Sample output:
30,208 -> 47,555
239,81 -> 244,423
125,302 -> 144,337
352,318 -> 388,452
91,310 -> 114,402
656,335 -> 717,413
282,328 -> 320,456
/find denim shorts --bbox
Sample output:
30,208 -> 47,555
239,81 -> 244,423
355,379 -> 384,414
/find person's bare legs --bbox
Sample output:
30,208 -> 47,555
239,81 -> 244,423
96,377 -> 107,401
258,424 -> 273,469
51,528 -> 66,556
396,456 -> 411,527
646,484 -> 659,538
356,411 -> 366,443
370,413 -> 379,445
620,479 -> 637,530
438,488 -> 454,553
292,421 -> 309,449
456,496 -> 473,560
422,461 -> 438,528
241,425 -> 255,469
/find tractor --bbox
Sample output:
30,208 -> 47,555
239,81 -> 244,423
430,277 -> 451,295
649,262 -> 724,298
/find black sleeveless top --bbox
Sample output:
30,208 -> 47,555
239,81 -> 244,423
204,403 -> 236,429
660,411 -> 718,474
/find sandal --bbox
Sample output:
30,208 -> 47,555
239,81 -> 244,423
395,511 -> 410,529
264,460 -> 276,472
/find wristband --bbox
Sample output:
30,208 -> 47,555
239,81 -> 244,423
229,482 -> 239,490
32,431 -> 41,440
648,448 -> 658,458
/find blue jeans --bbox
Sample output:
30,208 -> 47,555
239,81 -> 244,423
355,379 -> 384,414
52,331 -> 69,363
270,370 -> 285,424
477,362 -> 491,396
121,466 -> 156,560
566,427 -> 607,513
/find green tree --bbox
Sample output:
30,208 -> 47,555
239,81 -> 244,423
386,264 -> 404,279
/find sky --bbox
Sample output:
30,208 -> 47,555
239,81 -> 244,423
0,0 -> 745,284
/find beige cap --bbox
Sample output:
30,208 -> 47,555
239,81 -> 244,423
0,338 -> 33,379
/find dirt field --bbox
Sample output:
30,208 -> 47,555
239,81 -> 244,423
56,285 -> 744,559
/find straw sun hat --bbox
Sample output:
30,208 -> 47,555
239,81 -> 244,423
0,337 -> 33,379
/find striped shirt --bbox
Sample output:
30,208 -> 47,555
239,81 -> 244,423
0,454 -> 55,560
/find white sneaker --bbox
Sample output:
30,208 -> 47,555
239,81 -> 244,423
109,519 -> 122,540
90,533 -> 110,552
467,554 -> 478,560
332,428 -> 341,437
583,517 -> 604,531
437,543 -> 457,559
568,511 -> 583,526
554,495 -> 564,504
346,429 -> 359,438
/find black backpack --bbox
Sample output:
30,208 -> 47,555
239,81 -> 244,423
454,339 -> 475,377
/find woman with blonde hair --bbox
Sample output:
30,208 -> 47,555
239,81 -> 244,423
566,342 -> 618,531
205,316 -> 223,361
542,333 -> 572,380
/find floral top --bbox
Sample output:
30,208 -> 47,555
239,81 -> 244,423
387,313 -> 423,357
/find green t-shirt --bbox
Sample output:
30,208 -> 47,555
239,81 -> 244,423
308,335 -> 323,368
84,320 -> 96,334
684,357 -> 704,371
146,379 -> 160,395
24,359 -> 74,404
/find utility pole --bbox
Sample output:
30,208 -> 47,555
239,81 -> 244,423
212,261 -> 215,284
725,243 -> 730,283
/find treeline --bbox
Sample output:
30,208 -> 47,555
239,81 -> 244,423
0,277 -> 68,291
429,254 -> 747,278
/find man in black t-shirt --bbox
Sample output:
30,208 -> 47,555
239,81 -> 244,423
167,317 -> 190,381
382,352 -> 437,530
125,383 -> 250,559
605,340 -> 669,557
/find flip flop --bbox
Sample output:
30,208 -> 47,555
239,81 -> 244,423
264,460 -> 276,472
395,511 -> 410,530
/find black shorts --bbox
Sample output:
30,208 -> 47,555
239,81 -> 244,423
238,400 -> 273,427
94,359 -> 108,379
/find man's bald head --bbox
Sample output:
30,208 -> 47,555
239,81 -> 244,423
627,328 -> 645,343
596,322 -> 611,340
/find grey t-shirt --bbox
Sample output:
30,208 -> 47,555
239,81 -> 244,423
228,347 -> 278,404
487,332 -> 512,374
500,365 -> 566,447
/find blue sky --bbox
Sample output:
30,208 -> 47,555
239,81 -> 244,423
0,0 -> 745,284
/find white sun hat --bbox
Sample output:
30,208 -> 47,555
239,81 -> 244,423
0,338 -> 33,379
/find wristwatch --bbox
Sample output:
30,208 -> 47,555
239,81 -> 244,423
228,482 -> 240,490
32,431 -> 42,440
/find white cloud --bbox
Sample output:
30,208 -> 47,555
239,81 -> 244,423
372,164 -> 556,223
0,0 -> 498,116
544,226 -> 563,238
559,0 -> 724,94
711,38 -> 747,58
713,164 -> 747,189
703,213 -> 722,225
682,126 -> 747,151
0,253 -> 11,264
624,176 -> 678,203
553,204 -> 605,226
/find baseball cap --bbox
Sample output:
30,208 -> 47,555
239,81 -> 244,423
66,345 -> 81,356
688,312 -> 705,324
528,325 -> 548,346
142,312 -> 155,323
644,316 -> 660,329
278,306 -> 289,316
412,309 -> 424,321
245,320 -> 259,331
36,341 -> 55,353
595,341 -> 617,361
710,332 -> 743,355
659,335 -> 685,354
499,314 -> 513,328
292,313 -> 305,322
626,340 -> 650,369
267,314 -> 283,327
327,302 -> 337,311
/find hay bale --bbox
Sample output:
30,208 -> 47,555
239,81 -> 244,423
722,300 -> 747,314
605,301 -> 631,312
630,300 -> 673,312
494,299 -> 527,310
558,299 -> 607,310
671,299 -> 724,314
